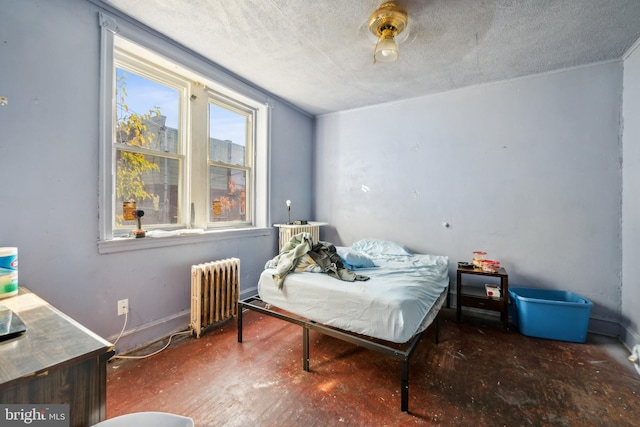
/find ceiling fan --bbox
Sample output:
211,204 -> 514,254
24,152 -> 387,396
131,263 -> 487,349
369,1 -> 408,63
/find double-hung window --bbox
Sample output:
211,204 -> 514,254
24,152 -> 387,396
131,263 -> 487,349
99,16 -> 269,251
113,53 -> 186,232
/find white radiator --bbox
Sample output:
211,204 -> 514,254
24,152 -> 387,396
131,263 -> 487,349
190,258 -> 240,338
277,224 -> 321,251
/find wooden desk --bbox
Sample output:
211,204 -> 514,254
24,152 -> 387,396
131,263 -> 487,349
456,267 -> 509,331
0,288 -> 114,427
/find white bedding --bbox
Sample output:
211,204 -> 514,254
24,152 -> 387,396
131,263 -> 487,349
258,243 -> 449,343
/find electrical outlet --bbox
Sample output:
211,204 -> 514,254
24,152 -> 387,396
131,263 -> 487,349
117,299 -> 129,316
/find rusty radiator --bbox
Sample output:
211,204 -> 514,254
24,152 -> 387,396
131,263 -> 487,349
190,258 -> 240,338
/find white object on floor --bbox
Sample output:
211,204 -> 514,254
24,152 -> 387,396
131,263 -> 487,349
629,344 -> 640,376
91,412 -> 194,427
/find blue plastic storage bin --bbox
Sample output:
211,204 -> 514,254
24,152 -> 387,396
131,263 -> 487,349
509,286 -> 592,343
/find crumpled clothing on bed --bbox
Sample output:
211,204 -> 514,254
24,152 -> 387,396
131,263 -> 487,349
265,232 -> 315,289
265,232 -> 368,290
307,241 -> 370,282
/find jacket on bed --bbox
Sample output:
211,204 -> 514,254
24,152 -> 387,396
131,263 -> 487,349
307,242 -> 369,282
266,232 -> 315,289
265,233 -> 368,289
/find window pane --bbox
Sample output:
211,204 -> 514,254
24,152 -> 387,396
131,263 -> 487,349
210,166 -> 246,222
209,103 -> 246,166
116,68 -> 179,154
115,151 -> 180,227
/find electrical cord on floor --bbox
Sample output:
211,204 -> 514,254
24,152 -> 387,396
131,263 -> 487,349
111,311 -> 192,360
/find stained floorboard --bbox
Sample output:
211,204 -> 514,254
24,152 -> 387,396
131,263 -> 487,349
106,308 -> 640,426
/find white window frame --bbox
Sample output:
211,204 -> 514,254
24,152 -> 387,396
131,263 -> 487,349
206,92 -> 256,228
98,13 -> 270,253
113,49 -> 190,234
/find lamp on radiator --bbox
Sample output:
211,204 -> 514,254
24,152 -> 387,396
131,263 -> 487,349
286,199 -> 292,224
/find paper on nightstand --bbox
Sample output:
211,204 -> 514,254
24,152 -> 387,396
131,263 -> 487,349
485,284 -> 501,298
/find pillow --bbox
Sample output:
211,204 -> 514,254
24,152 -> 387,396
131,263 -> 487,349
336,247 -> 376,269
350,239 -> 412,256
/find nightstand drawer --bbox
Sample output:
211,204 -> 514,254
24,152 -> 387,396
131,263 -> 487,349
460,293 -> 504,311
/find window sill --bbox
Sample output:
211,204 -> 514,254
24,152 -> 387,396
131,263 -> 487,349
98,227 -> 272,254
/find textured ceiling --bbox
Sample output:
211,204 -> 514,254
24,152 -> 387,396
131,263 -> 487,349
102,0 -> 640,116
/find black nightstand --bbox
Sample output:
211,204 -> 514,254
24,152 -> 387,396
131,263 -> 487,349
456,267 -> 509,331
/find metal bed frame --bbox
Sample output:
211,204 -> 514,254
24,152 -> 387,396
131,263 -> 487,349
237,295 -> 440,412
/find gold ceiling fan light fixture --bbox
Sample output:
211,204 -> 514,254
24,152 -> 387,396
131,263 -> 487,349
369,1 -> 408,63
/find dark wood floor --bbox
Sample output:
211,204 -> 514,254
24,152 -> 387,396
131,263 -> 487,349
106,308 -> 640,426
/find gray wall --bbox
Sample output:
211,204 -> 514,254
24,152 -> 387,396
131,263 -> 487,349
0,0 -> 314,352
315,62 -> 625,337
622,42 -> 640,349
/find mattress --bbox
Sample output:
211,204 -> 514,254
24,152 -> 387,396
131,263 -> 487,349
258,245 -> 449,343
